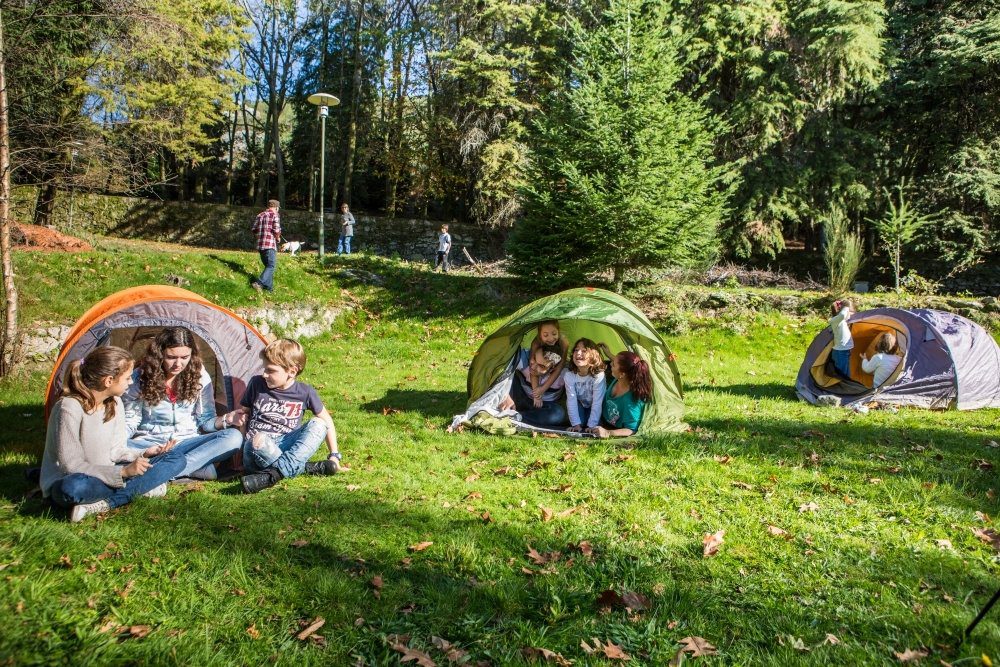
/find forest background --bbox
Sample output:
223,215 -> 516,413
3,0 -> 998,280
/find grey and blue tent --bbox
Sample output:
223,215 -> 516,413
795,308 -> 1000,409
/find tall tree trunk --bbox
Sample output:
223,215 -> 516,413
32,182 -> 57,226
0,8 -> 20,376
342,0 -> 365,205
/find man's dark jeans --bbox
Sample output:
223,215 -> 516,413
256,248 -> 277,291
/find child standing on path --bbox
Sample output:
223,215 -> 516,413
564,338 -> 607,432
434,224 -> 451,272
338,203 -> 355,255
862,332 -> 903,388
227,339 -> 344,494
828,299 -> 855,378
41,346 -> 186,522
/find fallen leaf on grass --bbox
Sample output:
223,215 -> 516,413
798,502 -> 819,513
121,625 -> 152,640
295,617 -> 325,641
767,525 -> 790,538
935,539 -> 953,551
580,638 -> 630,661
731,481 -> 753,490
371,575 -> 383,598
382,406 -> 402,416
702,530 -> 724,557
59,554 -> 72,568
557,506 -> 582,518
345,484 -> 361,491
408,541 -> 433,552
246,623 -> 260,639
540,507 -> 554,522
494,466 -> 513,476
116,580 -> 135,600
290,539 -> 309,548
975,511 -> 991,523
894,647 -> 929,662
465,473 -> 480,483
973,528 -> 1000,551
824,634 -> 841,645
431,636 -> 469,663
521,647 -> 573,665
465,491 -> 482,500
608,454 -> 634,464
713,455 -> 731,464
973,459 -> 994,471
868,477 -> 883,485
574,541 -> 593,557
388,637 -> 436,667
679,636 -> 717,657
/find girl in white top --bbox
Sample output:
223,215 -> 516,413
564,338 -> 608,432
828,298 -> 855,378
862,332 -> 903,388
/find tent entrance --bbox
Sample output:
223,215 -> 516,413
810,316 -> 909,393
101,326 -> 230,413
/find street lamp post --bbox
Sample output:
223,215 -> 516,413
306,92 -> 340,261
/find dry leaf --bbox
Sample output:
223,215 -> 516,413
125,625 -> 152,639
703,530 -> 725,557
465,473 -> 480,483
465,492 -> 483,500
973,528 -> 1000,551
291,539 -> 309,548
59,554 -> 73,568
521,647 -> 573,666
621,591 -> 651,612
556,506 -> 581,518
798,502 -> 820,513
576,541 -> 593,557
935,539 -> 953,551
371,575 -> 383,598
713,455 -> 731,464
731,481 -> 753,490
246,623 -> 260,640
117,580 -> 135,600
408,541 -> 433,552
540,507 -> 554,522
296,617 -> 325,641
602,641 -> 630,661
868,477 -> 883,485
972,459 -> 994,471
494,466 -> 512,476
389,640 -> 436,667
767,525 -> 789,538
679,636 -> 717,657
824,634 -> 841,645
527,546 -> 548,565
894,647 -> 929,662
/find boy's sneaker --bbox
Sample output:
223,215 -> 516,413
304,460 -> 339,476
240,467 -> 282,494
70,499 -> 110,523
142,483 -> 168,498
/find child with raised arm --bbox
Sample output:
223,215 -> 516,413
225,339 -> 344,494
861,332 -> 902,388
828,298 -> 855,378
563,338 -> 607,432
528,320 -> 570,408
41,346 -> 186,522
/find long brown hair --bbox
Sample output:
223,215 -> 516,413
138,327 -> 205,404
616,351 -> 652,402
570,338 -> 604,377
62,346 -> 133,422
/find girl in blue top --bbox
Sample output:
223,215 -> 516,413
123,327 -> 243,480
591,351 -> 651,438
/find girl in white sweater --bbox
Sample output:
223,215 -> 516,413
41,346 -> 186,522
563,338 -> 608,432
862,332 -> 903,388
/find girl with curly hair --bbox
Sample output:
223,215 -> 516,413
123,327 -> 244,480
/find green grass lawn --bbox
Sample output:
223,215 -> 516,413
1,242 -> 999,665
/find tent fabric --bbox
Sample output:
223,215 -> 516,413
45,286 -> 267,419
464,287 -> 684,433
795,307 -> 1000,410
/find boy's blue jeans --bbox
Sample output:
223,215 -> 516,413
129,428 -> 243,479
832,348 -> 852,378
243,420 -> 328,480
49,448 -> 186,509
337,234 -> 352,254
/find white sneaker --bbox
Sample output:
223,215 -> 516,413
69,499 -> 110,523
143,483 -> 168,498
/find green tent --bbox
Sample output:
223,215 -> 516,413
467,287 -> 685,433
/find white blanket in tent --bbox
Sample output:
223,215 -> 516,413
448,373 -> 594,438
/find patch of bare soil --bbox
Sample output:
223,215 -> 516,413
13,222 -> 92,252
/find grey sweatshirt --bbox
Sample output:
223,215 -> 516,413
41,396 -> 140,497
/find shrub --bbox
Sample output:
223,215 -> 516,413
824,209 -> 864,294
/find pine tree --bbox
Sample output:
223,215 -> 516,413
510,0 -> 727,292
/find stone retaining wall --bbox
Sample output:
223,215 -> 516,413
11,187 -> 506,267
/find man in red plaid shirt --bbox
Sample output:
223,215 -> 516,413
251,199 -> 281,292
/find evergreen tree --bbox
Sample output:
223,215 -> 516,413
510,0 -> 728,292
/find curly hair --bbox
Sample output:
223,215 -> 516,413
570,338 -> 604,377
137,327 -> 204,404
615,351 -> 652,402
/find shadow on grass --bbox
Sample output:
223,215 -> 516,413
687,382 -> 799,401
207,253 -> 257,286
306,254 -> 529,324
361,389 -> 467,420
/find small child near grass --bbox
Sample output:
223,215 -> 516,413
225,339 -> 344,494
828,298 -> 855,378
861,331 -> 902,388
